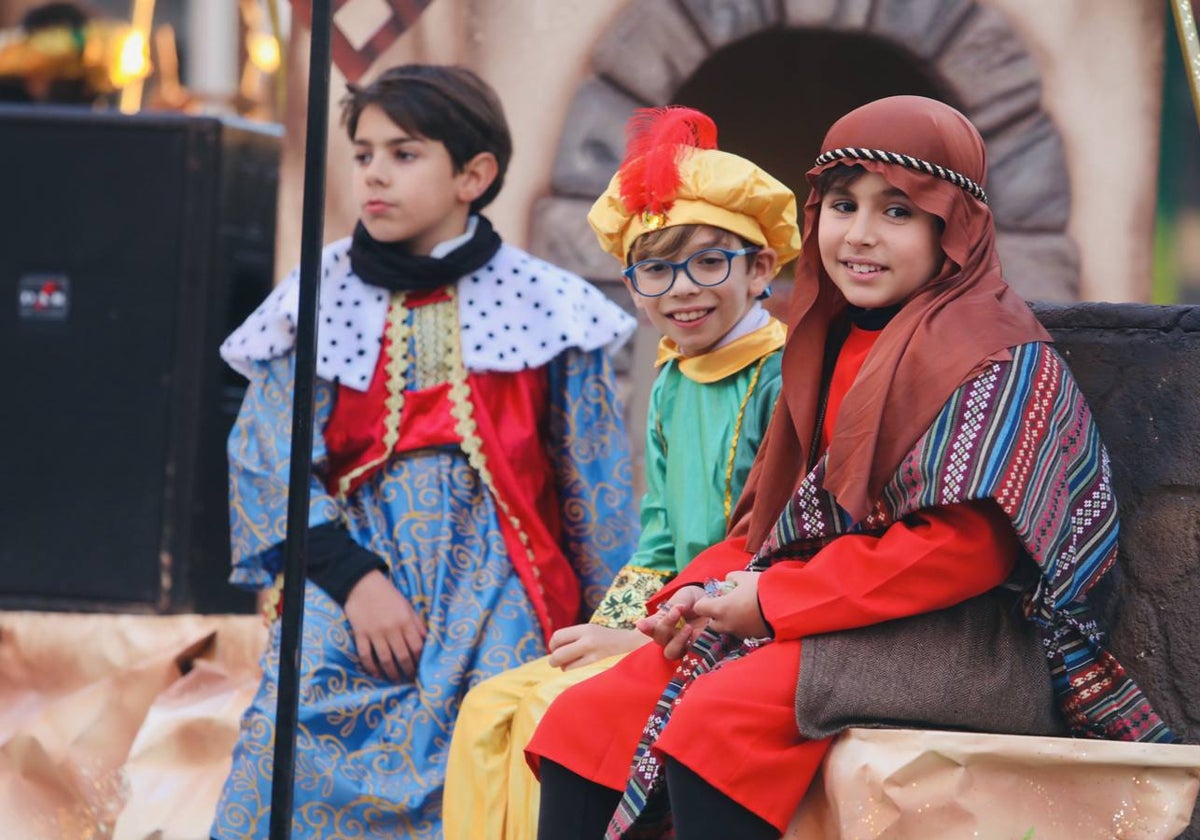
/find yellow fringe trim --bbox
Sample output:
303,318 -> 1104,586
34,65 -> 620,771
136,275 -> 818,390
444,287 -> 544,594
335,293 -> 410,500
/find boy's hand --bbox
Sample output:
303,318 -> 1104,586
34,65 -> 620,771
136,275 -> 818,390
691,571 -> 768,639
635,585 -> 708,660
343,570 -> 427,682
547,624 -> 647,670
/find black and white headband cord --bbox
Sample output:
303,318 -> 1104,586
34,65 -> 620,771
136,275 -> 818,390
814,147 -> 988,205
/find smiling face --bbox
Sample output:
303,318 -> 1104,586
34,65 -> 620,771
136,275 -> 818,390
626,225 -> 776,357
351,104 -> 494,254
817,170 -> 944,310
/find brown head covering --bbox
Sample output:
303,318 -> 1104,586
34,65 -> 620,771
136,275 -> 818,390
734,95 -> 1051,550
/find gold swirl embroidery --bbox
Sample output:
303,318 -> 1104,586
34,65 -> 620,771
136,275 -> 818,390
230,368 -> 337,581
336,293 -> 410,500
723,356 -> 768,521
444,286 -> 545,596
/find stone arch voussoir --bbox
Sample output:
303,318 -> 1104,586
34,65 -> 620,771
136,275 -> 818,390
531,0 -> 1078,304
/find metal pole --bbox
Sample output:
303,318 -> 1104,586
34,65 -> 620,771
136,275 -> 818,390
269,1 -> 331,837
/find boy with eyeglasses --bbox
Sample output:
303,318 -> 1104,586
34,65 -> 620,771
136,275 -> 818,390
442,106 -> 799,840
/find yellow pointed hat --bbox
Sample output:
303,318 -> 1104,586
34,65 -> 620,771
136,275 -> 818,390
588,107 -> 800,271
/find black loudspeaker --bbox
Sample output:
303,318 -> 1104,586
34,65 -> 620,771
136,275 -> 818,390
0,106 -> 280,613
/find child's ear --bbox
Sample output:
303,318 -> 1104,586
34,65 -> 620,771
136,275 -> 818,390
456,151 -> 500,205
748,247 -> 778,298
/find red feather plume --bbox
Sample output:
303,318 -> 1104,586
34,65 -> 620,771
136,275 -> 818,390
618,107 -> 718,217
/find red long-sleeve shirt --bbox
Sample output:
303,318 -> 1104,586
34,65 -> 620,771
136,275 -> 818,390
528,326 -> 1020,831
648,325 -> 1018,632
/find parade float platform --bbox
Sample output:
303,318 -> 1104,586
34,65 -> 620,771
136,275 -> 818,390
2,611 -> 1199,840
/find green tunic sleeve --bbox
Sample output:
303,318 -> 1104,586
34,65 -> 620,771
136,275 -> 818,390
628,371 -> 677,573
590,372 -> 674,628
589,353 -> 784,629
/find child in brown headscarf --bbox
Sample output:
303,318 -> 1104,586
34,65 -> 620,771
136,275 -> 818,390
526,95 -> 1172,840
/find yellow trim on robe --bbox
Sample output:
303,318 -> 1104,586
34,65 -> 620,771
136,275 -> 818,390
655,317 -> 786,383
336,293 -> 410,500
723,355 -> 769,519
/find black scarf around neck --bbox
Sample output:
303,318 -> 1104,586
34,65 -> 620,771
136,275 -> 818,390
348,215 -> 503,293
846,302 -> 903,331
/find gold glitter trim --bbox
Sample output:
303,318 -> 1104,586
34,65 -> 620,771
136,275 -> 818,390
723,356 -> 767,521
336,293 -> 410,500
445,287 -> 544,589
412,295 -> 458,387
589,565 -> 671,629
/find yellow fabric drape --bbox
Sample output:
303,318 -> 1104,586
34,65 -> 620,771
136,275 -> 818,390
654,317 -> 785,383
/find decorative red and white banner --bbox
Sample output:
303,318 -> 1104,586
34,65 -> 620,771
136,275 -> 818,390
290,0 -> 434,82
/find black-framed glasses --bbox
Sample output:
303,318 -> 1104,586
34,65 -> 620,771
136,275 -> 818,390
622,247 -> 761,298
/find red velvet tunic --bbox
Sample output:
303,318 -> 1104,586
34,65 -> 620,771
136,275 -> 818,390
322,290 -> 579,640
526,326 -> 1021,831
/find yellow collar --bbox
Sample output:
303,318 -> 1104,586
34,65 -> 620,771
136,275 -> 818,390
656,317 -> 786,383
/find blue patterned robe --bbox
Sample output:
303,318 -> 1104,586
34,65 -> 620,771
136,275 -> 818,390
212,244 -> 637,840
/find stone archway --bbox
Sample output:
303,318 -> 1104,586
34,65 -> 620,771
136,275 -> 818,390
530,0 -> 1079,305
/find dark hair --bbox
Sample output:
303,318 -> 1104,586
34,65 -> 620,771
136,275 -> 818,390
629,224 -> 752,265
22,2 -> 89,32
814,162 -> 945,231
813,162 -> 866,196
341,64 -> 512,213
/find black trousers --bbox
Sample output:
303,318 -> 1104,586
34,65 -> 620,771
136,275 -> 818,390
536,757 -> 778,840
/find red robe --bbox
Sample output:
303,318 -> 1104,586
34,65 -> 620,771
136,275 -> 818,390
526,326 -> 1021,831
